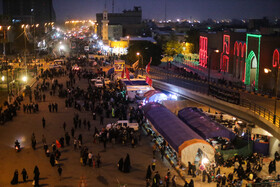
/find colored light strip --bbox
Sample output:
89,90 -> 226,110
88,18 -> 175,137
245,34 -> 261,90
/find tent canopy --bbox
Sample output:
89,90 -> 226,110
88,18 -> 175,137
143,103 -> 215,165
178,107 -> 235,140
144,90 -> 167,103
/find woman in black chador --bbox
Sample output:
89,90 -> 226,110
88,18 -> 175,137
118,158 -> 124,172
123,153 -> 131,173
11,169 -> 19,185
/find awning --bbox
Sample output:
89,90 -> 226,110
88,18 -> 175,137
178,107 -> 235,140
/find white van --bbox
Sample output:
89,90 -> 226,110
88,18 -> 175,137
106,120 -> 139,131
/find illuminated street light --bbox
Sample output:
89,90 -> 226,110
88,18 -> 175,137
22,76 -> 27,82
21,24 -> 25,28
59,45 -> 65,50
136,52 -> 140,56
264,68 -> 272,74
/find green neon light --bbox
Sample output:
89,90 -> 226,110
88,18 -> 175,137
245,51 -> 255,85
245,34 -> 261,90
247,34 -> 262,38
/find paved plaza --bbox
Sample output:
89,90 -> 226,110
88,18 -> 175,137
0,70 -> 186,186
1,66 -> 280,187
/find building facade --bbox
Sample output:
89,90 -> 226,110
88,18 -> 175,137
199,30 -> 280,91
96,7 -> 142,38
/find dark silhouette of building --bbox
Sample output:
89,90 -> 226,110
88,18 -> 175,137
96,6 -> 142,37
3,0 -> 56,24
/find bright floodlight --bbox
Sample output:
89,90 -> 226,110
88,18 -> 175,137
22,76 -> 27,82
59,45 -> 65,50
136,52 -> 140,56
1,76 -> 4,81
202,158 -> 209,165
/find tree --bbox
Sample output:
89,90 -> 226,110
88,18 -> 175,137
185,29 -> 200,53
125,41 -> 162,66
164,40 -> 183,57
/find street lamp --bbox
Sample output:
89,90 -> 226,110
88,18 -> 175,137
22,76 -> 27,83
207,49 -> 219,95
264,67 -> 279,124
136,52 -> 143,76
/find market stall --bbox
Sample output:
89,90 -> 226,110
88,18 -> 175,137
178,107 -> 236,140
143,103 -> 215,166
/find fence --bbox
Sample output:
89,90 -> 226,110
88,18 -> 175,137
150,67 -> 280,128
240,99 -> 280,127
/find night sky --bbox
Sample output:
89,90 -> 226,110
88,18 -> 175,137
53,0 -> 280,21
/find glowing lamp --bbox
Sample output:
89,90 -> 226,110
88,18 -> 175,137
264,68 -> 271,74
22,76 -> 27,82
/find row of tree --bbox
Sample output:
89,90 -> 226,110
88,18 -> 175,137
123,29 -> 200,67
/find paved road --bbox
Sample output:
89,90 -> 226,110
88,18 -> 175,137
0,68 -> 186,186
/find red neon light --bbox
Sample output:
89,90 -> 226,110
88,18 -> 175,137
234,41 -> 238,56
223,35 -> 230,54
199,36 -> 208,68
242,43 -> 246,58
220,55 -> 229,72
220,35 -> 230,72
272,49 -> 280,68
238,43 -> 242,57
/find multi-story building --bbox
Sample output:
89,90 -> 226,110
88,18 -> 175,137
96,6 -> 142,38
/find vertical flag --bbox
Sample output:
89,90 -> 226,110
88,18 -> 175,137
146,57 -> 152,74
146,76 -> 153,86
56,140 -> 61,148
121,68 -> 125,78
125,68 -> 130,81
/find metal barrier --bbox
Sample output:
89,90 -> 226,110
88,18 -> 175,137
240,99 -> 280,127
150,68 -> 280,128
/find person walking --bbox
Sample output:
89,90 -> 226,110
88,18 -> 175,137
63,122 -> 66,131
146,165 -> 152,180
55,103 -> 58,112
58,165 -> 62,180
10,169 -> 19,185
73,137 -> 77,150
65,132 -> 70,146
123,153 -> 131,173
42,117 -> 46,128
88,152 -> 93,166
48,103 -> 51,112
87,121 -> 91,131
21,168 -> 28,182
31,133 -> 36,150
33,166 -> 40,186
71,127 -> 75,137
